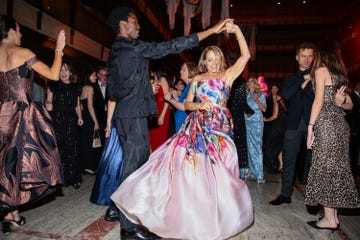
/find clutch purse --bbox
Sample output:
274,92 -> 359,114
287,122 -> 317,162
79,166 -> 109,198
92,130 -> 102,148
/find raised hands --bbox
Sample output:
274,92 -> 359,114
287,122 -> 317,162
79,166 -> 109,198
211,18 -> 234,34
225,21 -> 240,34
56,30 -> 66,51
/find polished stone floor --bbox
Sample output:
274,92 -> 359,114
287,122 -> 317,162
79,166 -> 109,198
2,172 -> 360,240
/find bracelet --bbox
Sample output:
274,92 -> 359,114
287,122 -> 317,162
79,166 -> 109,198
55,48 -> 64,56
309,123 -> 314,126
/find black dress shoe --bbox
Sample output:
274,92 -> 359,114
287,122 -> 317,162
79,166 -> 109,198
306,205 -> 320,215
269,195 -> 291,205
121,226 -> 161,240
307,221 -> 338,233
72,182 -> 81,189
104,205 -> 120,222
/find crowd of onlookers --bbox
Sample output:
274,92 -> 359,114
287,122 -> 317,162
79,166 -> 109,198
29,59 -> 360,192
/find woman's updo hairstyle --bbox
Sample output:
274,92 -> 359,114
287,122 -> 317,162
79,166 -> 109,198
0,14 -> 17,41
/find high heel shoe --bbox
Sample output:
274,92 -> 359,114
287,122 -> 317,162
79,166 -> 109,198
307,221 -> 338,233
6,212 -> 26,227
257,179 -> 265,184
2,221 -> 11,235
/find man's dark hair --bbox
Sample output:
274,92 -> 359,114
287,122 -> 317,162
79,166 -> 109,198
297,42 -> 316,54
108,7 -> 136,33
96,66 -> 106,74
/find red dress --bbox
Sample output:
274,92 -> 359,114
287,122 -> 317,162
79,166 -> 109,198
149,85 -> 170,151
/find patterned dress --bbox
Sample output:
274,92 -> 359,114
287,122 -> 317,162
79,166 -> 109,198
0,57 -> 63,212
305,86 -> 360,208
111,79 -> 253,240
244,91 -> 266,181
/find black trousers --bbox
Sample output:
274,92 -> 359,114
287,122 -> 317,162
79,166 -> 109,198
115,117 -> 150,231
281,118 -> 312,198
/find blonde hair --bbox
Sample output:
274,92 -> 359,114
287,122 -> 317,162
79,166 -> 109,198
247,77 -> 261,93
198,46 -> 227,73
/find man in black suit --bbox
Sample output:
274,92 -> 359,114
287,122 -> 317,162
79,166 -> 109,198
269,42 -> 315,207
105,6 -> 232,240
92,66 -> 108,143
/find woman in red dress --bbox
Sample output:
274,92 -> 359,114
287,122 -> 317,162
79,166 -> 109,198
149,70 -> 170,151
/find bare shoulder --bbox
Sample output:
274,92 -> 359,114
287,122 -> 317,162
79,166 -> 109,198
83,85 -> 94,93
10,47 -> 35,66
11,47 -> 35,60
315,67 -> 329,75
315,66 -> 332,84
192,74 -> 203,82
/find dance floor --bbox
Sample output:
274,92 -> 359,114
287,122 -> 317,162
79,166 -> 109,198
3,172 -> 360,240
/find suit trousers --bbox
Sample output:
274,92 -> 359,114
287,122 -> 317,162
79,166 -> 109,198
281,117 -> 312,198
115,117 -> 150,231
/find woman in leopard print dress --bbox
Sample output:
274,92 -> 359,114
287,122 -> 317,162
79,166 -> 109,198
305,40 -> 360,231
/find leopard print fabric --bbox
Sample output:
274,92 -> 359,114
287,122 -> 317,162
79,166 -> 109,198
305,86 -> 360,208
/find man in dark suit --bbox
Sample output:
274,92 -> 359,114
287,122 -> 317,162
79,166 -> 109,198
105,6 -> 232,240
269,42 -> 315,207
92,66 -> 108,143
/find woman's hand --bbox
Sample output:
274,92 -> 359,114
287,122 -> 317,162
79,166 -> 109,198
94,122 -> 99,131
78,118 -> 84,126
45,101 -> 53,111
151,81 -> 159,95
225,22 -> 240,34
335,85 -> 347,107
253,92 -> 260,101
105,128 -> 111,138
164,92 -> 172,101
307,127 -> 315,149
157,116 -> 164,126
198,101 -> 213,112
56,30 -> 66,51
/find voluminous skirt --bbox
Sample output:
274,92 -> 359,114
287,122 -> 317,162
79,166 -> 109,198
0,101 -> 63,212
90,127 -> 122,206
111,110 -> 253,240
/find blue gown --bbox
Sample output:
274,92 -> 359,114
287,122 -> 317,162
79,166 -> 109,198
243,91 -> 266,182
90,126 -> 122,205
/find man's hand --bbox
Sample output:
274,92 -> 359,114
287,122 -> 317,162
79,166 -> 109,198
301,74 -> 312,89
211,18 -> 234,34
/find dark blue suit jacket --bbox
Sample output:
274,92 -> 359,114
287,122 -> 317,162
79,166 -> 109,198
282,69 -> 314,130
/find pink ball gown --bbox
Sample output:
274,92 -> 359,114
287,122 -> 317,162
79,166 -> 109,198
111,79 -> 253,240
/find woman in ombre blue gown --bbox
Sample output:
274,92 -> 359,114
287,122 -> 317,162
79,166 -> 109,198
90,101 -> 122,206
243,77 -> 267,183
